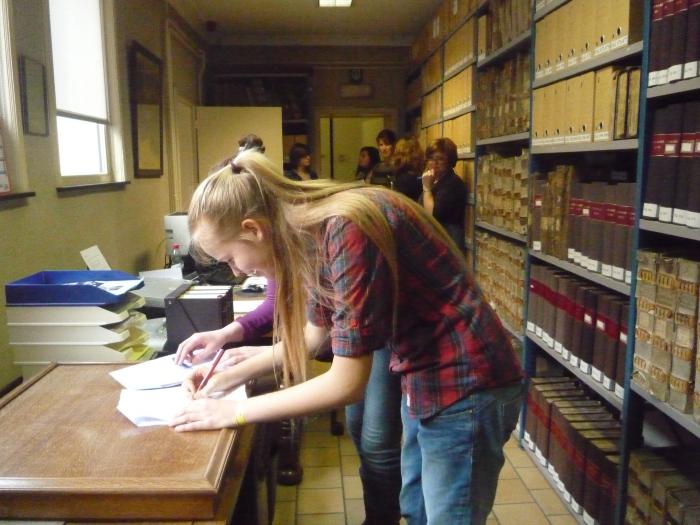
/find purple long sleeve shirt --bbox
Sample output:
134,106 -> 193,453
237,279 -> 275,340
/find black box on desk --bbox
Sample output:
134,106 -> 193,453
163,284 -> 233,354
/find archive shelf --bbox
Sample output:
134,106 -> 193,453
646,76 -> 700,99
458,151 -> 476,160
529,250 -> 631,296
533,0 -> 570,22
443,104 -> 476,120
532,41 -> 644,89
630,383 -> 700,439
422,82 -> 443,96
475,220 -> 527,244
501,318 -> 524,343
521,445 -> 587,525
444,57 -> 477,81
528,332 -> 624,411
638,219 -> 700,242
477,29 -> 531,69
476,131 -> 530,146
530,139 -> 638,155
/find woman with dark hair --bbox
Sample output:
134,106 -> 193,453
371,128 -> 398,188
421,137 -> 468,251
284,143 -> 318,181
355,146 -> 381,183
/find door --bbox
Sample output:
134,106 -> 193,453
172,95 -> 198,210
195,106 -> 283,180
319,116 -> 386,182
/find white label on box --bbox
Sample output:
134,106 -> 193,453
555,341 -> 563,354
681,141 -> 694,154
684,61 -> 698,79
568,248 -> 575,260
657,68 -> 669,85
589,259 -> 601,273
615,384 -> 625,398
527,321 -> 535,333
579,360 -> 591,374
557,479 -> 566,492
643,202 -> 659,218
536,0 -> 546,11
548,464 -> 557,476
532,240 -> 542,251
620,332 -> 628,344
545,333 -> 554,348
570,354 -> 579,367
601,264 -> 613,277
571,499 -> 581,513
583,510 -> 596,525
659,207 -> 673,224
563,490 -> 572,503
568,57 -> 578,67
592,367 -> 603,382
596,320 -> 605,331
603,376 -> 613,390
584,314 -> 593,324
612,267 -> 625,281
581,51 -> 592,62
611,35 -> 628,49
536,326 -> 543,337
594,131 -> 610,141
625,270 -> 632,284
668,64 -> 684,82
539,455 -> 547,467
673,208 -> 686,225
562,348 -> 570,360
686,211 -> 700,229
648,71 -> 658,87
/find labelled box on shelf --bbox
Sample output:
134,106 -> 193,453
594,0 -> 613,56
444,19 -> 475,76
551,80 -> 566,144
534,17 -> 547,78
613,69 -> 630,139
594,66 -> 618,142
577,72 -> 596,142
477,13 -> 490,60
566,0 -> 584,68
579,1 -> 596,63
550,8 -> 566,73
609,0 -> 644,50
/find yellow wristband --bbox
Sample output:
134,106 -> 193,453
233,411 -> 247,427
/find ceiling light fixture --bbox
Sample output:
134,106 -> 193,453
319,0 -> 352,7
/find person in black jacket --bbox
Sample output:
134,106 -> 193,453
420,137 -> 467,251
389,136 -> 423,201
354,146 -> 381,183
370,128 -> 397,187
284,143 -> 318,181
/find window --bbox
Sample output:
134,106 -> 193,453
48,0 -> 124,184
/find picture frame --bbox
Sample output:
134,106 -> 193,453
128,41 -> 163,178
19,56 -> 49,137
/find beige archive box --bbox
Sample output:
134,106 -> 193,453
550,8 -> 566,74
594,67 -> 617,142
609,0 -> 644,50
579,0 -> 596,63
564,78 -> 578,141
552,80 -> 567,144
445,19 -> 475,76
477,14 -> 490,60
594,0 -> 613,56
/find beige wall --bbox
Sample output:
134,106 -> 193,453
0,0 -> 199,391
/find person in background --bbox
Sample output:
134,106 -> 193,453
420,137 -> 468,252
176,134 -> 274,367
170,150 -> 523,525
285,143 -> 318,181
369,128 -> 397,187
390,136 -> 424,201
354,146 -> 381,183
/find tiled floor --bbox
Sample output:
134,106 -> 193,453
271,412 -> 580,525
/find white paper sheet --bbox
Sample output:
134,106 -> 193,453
109,354 -> 199,390
117,384 -> 248,427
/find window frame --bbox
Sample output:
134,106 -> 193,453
47,0 -> 125,187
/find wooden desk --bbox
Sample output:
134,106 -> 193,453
0,364 -> 253,523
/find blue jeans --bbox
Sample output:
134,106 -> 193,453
345,348 -> 402,525
400,382 -> 523,525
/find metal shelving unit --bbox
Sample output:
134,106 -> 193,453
533,0 -> 570,22
646,76 -> 700,99
531,139 -> 638,155
532,41 -> 644,89
477,30 -> 531,69
475,220 -> 527,244
528,332 -> 624,410
529,251 -> 631,296
639,219 -> 700,241
476,131 -> 530,146
630,383 -> 700,439
444,58 -> 477,82
443,104 -> 476,120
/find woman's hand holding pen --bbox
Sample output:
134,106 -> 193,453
182,366 -> 237,399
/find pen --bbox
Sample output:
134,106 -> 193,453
195,347 -> 226,394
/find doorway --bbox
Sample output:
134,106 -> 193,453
319,115 -> 386,182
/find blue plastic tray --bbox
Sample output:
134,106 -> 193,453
5,270 -> 144,306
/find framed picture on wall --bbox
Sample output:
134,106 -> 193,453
19,56 -> 49,137
128,41 -> 163,178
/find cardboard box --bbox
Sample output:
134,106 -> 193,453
477,14 -> 490,60
579,0 -> 596,62
578,72 -> 596,142
594,67 -> 617,142
610,0 -> 644,50
594,0 -> 613,56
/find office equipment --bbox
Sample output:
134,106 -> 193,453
164,212 -> 191,256
0,363 -> 251,520
164,284 -> 233,354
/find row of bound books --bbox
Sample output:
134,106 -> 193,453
524,376 -> 620,525
642,100 -> 700,228
648,0 -> 700,86
627,447 -> 700,525
530,166 -> 636,284
528,263 -> 630,397
476,53 -> 530,139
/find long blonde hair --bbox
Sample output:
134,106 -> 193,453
188,150 -> 459,386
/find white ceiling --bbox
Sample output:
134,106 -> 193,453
168,0 -> 444,46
